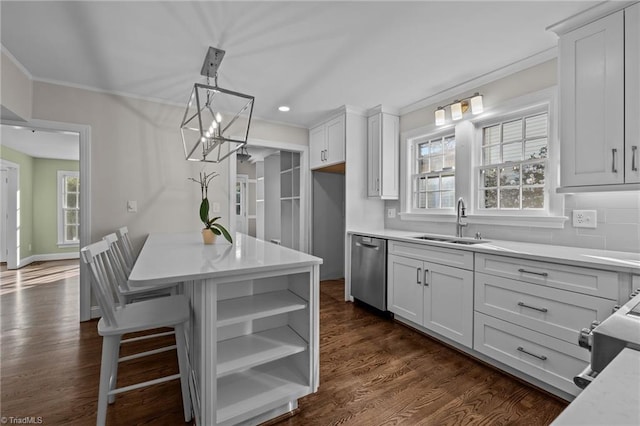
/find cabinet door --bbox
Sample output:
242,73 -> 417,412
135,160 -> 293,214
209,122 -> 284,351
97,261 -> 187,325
379,113 -> 399,199
309,125 -> 326,170
387,254 -> 423,324
367,114 -> 381,197
626,3 -> 640,183
325,115 -> 345,166
423,263 -> 473,348
560,11 -> 624,186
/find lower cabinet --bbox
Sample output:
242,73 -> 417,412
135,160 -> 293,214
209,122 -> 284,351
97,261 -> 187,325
388,249 -> 473,348
474,312 -> 589,396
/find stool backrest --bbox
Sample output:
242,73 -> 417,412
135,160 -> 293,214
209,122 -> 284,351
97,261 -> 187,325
103,233 -> 132,298
116,226 -> 135,270
80,240 -> 119,327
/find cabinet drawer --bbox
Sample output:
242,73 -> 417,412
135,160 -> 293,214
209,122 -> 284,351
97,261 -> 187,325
475,253 -> 618,299
474,312 -> 588,396
475,272 -> 616,344
388,241 -> 473,270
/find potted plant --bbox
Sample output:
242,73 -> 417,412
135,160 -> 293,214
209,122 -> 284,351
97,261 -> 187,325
189,171 -> 233,244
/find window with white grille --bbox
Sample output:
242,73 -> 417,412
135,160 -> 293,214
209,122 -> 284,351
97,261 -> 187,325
478,112 -> 548,210
58,171 -> 80,245
412,133 -> 456,209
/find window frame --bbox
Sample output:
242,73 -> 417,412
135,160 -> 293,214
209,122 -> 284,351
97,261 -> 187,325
399,87 -> 566,228
411,131 -> 457,211
57,170 -> 80,247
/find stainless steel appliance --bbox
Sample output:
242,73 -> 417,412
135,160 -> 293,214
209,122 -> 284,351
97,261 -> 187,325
574,289 -> 640,388
351,235 -> 387,311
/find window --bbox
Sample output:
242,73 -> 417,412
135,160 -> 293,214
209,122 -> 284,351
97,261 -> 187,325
412,133 -> 456,209
478,112 -> 548,210
58,171 -> 80,246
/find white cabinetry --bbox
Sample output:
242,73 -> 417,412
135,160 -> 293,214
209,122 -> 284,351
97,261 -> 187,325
309,114 -> 345,170
473,253 -> 618,396
554,4 -> 640,189
626,3 -> 640,184
387,241 -> 474,348
367,107 -> 399,199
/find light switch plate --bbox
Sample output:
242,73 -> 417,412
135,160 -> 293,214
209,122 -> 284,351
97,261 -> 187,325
127,200 -> 137,213
211,202 -> 221,213
387,208 -> 396,219
573,210 -> 597,228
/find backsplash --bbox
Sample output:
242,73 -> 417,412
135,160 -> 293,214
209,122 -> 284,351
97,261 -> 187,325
384,192 -> 640,253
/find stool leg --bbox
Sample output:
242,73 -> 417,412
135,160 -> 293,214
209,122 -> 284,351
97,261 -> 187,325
97,335 -> 119,426
174,324 -> 192,422
108,335 -> 121,404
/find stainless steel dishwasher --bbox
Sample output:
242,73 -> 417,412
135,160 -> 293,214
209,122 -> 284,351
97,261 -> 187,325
350,234 -> 387,311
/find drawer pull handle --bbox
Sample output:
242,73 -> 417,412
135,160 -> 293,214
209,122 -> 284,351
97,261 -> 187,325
424,269 -> 429,286
612,148 -> 618,173
517,346 -> 547,361
518,268 -> 548,277
517,301 -> 548,313
416,267 -> 422,285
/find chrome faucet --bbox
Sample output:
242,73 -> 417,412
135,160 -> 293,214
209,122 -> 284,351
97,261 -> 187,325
456,197 -> 468,238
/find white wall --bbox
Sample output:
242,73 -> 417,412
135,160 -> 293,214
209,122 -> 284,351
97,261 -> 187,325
25,80 -> 307,252
1,50 -> 32,121
387,58 -> 640,253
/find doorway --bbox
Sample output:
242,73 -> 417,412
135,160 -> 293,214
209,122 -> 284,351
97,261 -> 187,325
0,119 -> 91,321
230,139 -> 310,253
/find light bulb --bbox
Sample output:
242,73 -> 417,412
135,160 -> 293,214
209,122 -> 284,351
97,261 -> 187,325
211,121 -> 218,129
435,108 -> 446,126
471,93 -> 483,114
215,112 -> 222,123
451,102 -> 463,120
205,131 -> 211,138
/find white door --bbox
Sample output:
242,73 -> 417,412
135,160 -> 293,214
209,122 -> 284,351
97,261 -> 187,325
0,169 -> 7,263
235,175 -> 248,234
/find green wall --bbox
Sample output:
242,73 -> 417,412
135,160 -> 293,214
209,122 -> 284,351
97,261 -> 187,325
0,145 -> 34,260
33,157 -> 79,254
0,145 -> 79,261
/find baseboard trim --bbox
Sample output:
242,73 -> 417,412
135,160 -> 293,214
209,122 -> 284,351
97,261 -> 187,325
16,251 -> 80,268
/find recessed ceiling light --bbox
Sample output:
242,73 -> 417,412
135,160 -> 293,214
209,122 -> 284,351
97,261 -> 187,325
278,106 -> 290,112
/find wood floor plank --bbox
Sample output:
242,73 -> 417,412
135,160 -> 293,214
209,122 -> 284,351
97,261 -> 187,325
1,263 -> 567,425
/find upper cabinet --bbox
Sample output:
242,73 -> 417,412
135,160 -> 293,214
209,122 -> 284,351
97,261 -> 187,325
553,3 -> 640,190
309,114 -> 345,170
367,106 -> 399,199
626,3 -> 640,184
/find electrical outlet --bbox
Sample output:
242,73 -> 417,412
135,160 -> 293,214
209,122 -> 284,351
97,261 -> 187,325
211,202 -> 221,213
573,210 -> 597,228
387,208 -> 396,219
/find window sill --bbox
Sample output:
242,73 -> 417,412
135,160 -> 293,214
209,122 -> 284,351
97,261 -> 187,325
57,242 -> 80,248
399,211 -> 568,229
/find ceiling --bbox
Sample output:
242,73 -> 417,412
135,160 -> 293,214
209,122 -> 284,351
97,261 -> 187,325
1,125 -> 79,161
1,1 -> 598,128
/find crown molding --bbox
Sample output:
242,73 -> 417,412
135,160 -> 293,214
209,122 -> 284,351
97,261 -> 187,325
547,1 -> 637,35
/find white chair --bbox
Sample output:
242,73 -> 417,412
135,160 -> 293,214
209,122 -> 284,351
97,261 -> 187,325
102,233 -> 177,304
81,240 -> 192,425
116,226 -> 136,271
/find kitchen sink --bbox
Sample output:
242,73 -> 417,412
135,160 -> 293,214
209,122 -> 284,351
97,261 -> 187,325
413,235 -> 490,245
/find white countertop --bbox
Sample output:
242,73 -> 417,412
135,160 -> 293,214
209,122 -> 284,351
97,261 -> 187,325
551,348 -> 640,426
129,232 -> 322,287
348,229 -> 640,273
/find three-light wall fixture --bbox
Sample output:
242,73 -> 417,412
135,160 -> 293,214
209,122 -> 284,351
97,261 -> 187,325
435,93 -> 483,126
180,47 -> 255,163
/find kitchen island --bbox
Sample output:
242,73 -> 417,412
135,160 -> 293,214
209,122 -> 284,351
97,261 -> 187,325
128,232 -> 322,426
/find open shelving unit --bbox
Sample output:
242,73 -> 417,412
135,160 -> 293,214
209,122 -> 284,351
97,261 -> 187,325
211,273 -> 313,425
255,162 -> 265,240
280,152 -> 301,250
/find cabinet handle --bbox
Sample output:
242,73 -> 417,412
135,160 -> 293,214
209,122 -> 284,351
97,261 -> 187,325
376,178 -> 379,192
423,269 -> 429,286
612,148 -> 618,173
632,146 -> 638,172
517,301 -> 548,313
518,268 -> 548,277
517,346 -> 547,361
416,267 -> 422,285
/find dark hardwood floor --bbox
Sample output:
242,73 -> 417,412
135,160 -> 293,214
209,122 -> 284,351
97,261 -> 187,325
1,261 -> 567,425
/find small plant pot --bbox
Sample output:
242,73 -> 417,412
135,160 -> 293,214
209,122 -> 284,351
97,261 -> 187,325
202,228 -> 216,244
